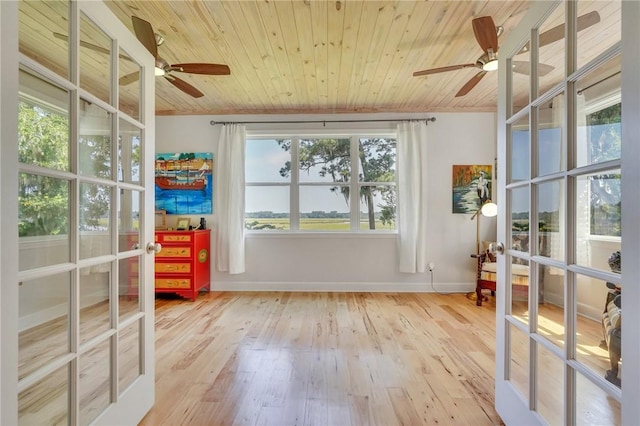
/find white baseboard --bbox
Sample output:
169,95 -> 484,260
19,295 -> 109,331
211,281 -> 476,293
544,292 -> 602,322
577,302 -> 602,322
19,303 -> 68,332
544,292 -> 563,308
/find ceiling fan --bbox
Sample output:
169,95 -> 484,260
120,16 -> 231,98
413,11 -> 601,98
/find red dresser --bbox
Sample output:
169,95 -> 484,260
154,229 -> 211,301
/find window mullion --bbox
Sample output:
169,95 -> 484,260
290,137 -> 300,230
350,136 -> 359,231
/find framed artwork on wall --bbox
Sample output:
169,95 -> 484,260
175,217 -> 191,230
155,152 -> 213,215
452,164 -> 492,213
155,209 -> 167,230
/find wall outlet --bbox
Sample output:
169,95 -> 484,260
428,262 -> 435,272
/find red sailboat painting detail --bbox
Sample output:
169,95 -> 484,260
155,154 -> 210,191
155,176 -> 206,190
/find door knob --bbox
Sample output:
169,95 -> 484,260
147,242 -> 162,254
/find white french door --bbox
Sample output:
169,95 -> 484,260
1,1 -> 155,424
495,0 -> 640,424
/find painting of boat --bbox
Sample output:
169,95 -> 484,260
155,152 -> 213,214
155,176 -> 206,190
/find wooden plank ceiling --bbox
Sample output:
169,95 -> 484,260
19,1 -> 619,116
104,0 -> 535,115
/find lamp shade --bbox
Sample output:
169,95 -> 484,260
480,202 -> 498,217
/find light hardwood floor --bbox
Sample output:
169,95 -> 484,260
143,292 -> 502,426
17,291 -> 614,425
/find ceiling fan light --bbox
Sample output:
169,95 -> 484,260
154,66 -> 165,76
482,59 -> 499,71
155,32 -> 165,47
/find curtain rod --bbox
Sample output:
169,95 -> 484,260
577,71 -> 621,95
209,117 -> 436,126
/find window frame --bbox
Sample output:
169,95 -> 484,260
245,131 -> 397,233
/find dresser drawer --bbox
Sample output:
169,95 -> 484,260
163,234 -> 192,243
157,246 -> 191,257
156,262 -> 191,273
156,233 -> 192,243
155,278 -> 191,289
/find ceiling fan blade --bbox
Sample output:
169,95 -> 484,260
472,16 -> 499,54
455,71 -> 487,97
413,63 -> 478,77
53,32 -> 110,55
165,75 -> 205,98
119,71 -> 140,86
520,11 -> 601,54
541,10 -> 601,47
512,61 -> 554,77
537,62 -> 555,77
171,63 -> 231,75
131,16 -> 158,59
54,31 -> 136,62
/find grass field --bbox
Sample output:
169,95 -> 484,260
245,218 -> 395,231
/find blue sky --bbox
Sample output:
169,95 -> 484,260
245,139 -> 386,213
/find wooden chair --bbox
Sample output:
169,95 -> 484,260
471,252 -> 496,306
472,250 -> 531,307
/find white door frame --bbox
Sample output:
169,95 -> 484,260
0,1 -> 156,424
619,0 -> 640,422
0,1 -> 20,420
495,1 -> 640,424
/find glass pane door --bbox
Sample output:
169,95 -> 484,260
12,1 -> 155,424
496,1 -> 627,424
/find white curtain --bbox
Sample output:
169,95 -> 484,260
396,121 -> 429,273
575,93 -> 591,266
549,93 -> 566,270
215,123 -> 246,274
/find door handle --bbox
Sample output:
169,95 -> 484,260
147,242 -> 162,254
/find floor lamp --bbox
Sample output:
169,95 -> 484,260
467,201 -> 498,302
471,201 -> 498,254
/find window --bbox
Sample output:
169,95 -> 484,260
18,72 -> 70,239
245,135 -> 396,232
586,103 -> 621,237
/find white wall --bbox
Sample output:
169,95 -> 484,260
155,112 -> 497,292
543,238 -> 621,321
